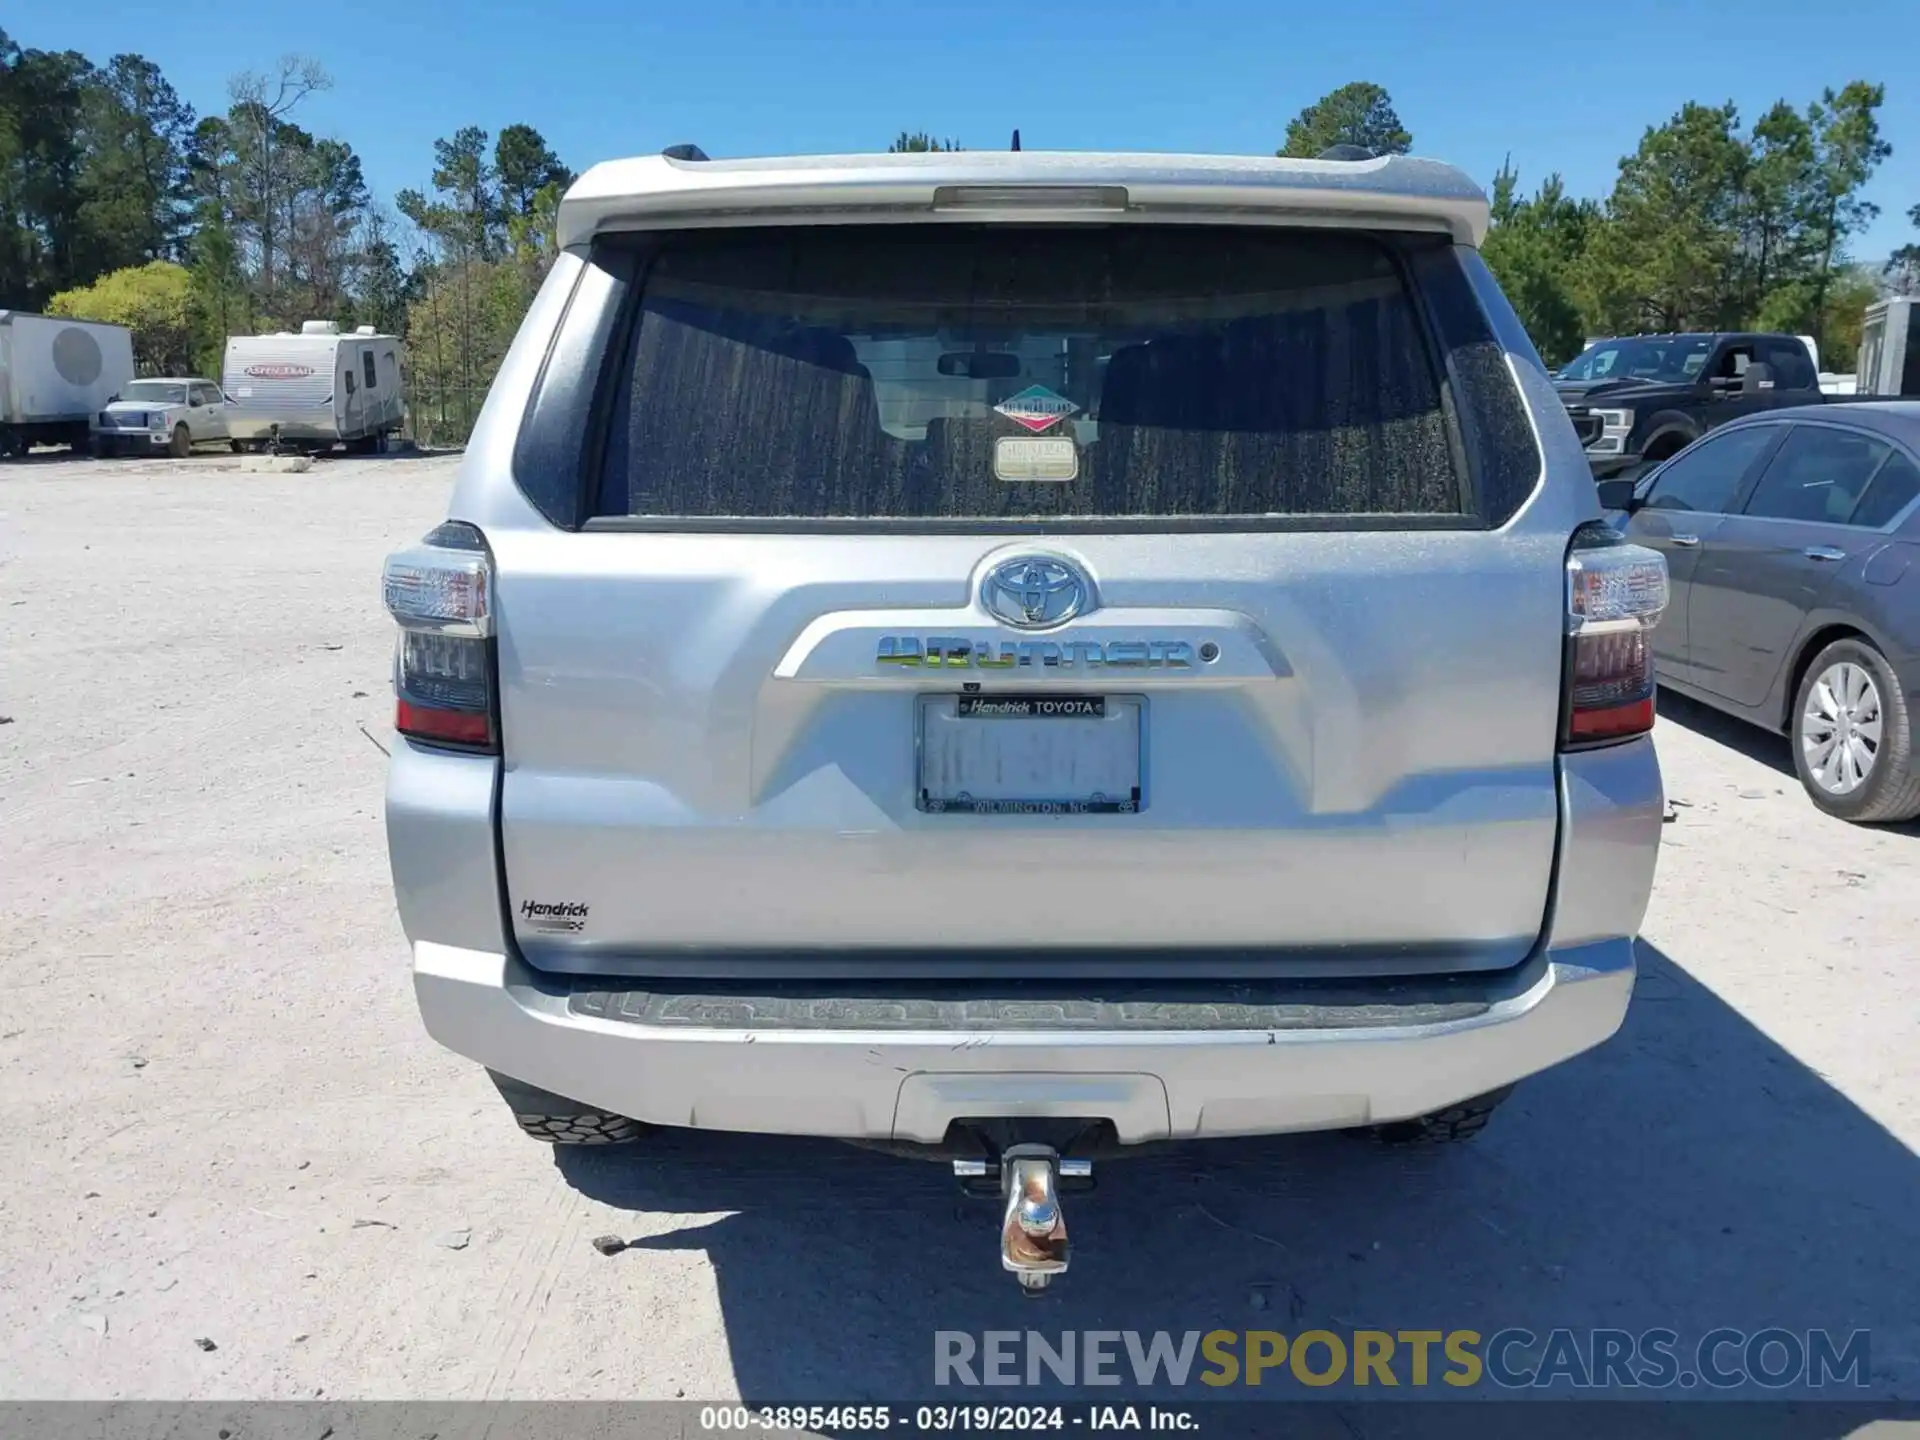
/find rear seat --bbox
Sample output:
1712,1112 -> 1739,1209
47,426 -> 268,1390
1094,308 -> 1450,514
616,313 -> 891,514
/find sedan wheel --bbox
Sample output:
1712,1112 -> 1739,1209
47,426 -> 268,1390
1790,638 -> 1920,824
1800,661 -> 1881,796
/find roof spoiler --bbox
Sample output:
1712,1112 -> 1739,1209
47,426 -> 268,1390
558,149 -> 1490,249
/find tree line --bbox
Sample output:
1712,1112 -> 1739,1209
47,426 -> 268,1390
6,32 -> 1916,439
1479,82 -> 1903,367
1,29 -> 571,441
889,80 -> 1912,371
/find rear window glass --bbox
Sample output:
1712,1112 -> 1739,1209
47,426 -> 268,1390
596,226 -> 1463,522
1853,448 -> 1920,528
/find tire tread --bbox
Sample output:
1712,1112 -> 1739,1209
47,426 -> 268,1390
512,1111 -> 643,1146
1368,1086 -> 1513,1146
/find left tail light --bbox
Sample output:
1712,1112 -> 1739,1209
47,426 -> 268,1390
381,521 -> 497,753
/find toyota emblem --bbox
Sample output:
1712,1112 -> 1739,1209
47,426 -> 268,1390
982,555 -> 1092,629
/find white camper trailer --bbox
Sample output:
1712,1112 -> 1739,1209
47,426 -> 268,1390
221,321 -> 406,452
0,311 -> 136,457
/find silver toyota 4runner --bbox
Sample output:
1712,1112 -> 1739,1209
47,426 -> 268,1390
382,146 -> 1668,1289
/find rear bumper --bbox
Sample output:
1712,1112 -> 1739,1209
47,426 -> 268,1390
393,724 -> 1661,1144
414,936 -> 1636,1143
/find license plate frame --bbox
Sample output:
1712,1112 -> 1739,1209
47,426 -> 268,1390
915,693 -> 1145,815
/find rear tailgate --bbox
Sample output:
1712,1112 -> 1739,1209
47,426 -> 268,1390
488,222 -> 1568,976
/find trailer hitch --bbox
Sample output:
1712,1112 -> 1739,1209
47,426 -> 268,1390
954,1145 -> 1093,1292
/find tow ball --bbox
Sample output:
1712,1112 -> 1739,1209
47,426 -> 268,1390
954,1145 -> 1094,1292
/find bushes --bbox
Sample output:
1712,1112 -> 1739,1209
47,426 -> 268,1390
47,261 -> 198,375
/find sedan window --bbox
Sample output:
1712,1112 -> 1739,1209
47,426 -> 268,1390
1851,450 -> 1920,529
1642,425 -> 1780,514
1742,426 -> 1890,525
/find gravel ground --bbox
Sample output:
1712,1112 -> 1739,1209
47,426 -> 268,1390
1,452 -> 1916,1406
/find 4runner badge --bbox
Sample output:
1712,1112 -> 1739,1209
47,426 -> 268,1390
878,636 -> 1199,668
994,385 -> 1080,433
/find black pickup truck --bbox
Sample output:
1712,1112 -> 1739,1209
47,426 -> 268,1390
1557,332 -> 1828,478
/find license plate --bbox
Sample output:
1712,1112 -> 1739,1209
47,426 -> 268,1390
916,694 -> 1142,815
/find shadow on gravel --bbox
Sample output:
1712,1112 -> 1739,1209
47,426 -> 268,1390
1,444 -> 457,469
1659,689 -> 1797,778
0,447 -> 96,467
1659,689 -> 1920,837
309,444 -> 462,463
555,941 -> 1918,1420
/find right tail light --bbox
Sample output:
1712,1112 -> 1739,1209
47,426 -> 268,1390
1562,523 -> 1669,748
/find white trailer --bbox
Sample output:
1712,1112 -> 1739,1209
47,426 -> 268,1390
221,321 -> 406,452
0,311 -> 136,457
1855,297 -> 1920,398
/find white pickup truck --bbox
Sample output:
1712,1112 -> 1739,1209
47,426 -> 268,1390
91,377 -> 232,458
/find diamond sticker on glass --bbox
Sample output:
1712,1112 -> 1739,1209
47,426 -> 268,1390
994,384 -> 1081,434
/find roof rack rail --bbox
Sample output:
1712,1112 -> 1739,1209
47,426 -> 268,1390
662,144 -> 710,162
1317,144 -> 1377,161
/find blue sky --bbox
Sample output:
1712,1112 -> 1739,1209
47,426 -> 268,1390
21,0 -> 1920,262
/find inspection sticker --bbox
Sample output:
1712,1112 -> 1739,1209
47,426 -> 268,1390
994,384 -> 1080,433
994,435 -> 1079,482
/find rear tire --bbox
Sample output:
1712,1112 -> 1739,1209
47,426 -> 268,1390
169,424 -> 191,458
229,439 -> 245,454
1791,637 -> 1920,823
1637,420 -> 1698,469
1366,1086 -> 1513,1145
513,1112 -> 645,1145
487,1069 -> 646,1146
